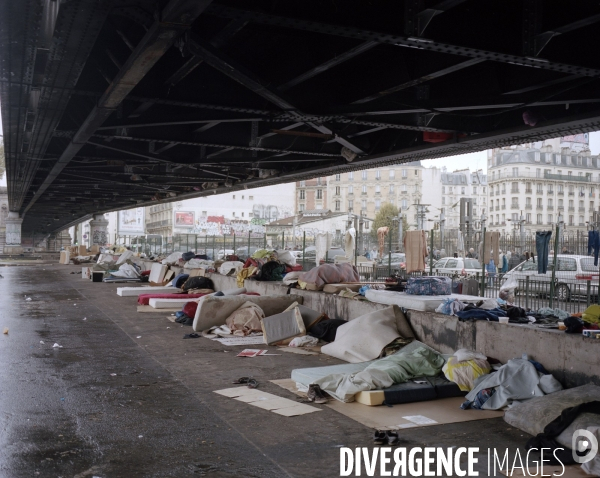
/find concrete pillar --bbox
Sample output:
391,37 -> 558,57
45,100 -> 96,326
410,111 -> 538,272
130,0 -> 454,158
89,214 -> 109,246
4,212 -> 23,254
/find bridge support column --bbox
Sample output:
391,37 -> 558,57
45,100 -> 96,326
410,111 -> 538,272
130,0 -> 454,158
89,214 -> 109,246
4,212 -> 23,254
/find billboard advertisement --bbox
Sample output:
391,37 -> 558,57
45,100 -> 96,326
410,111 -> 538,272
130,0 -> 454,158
118,208 -> 145,234
175,211 -> 195,227
561,133 -> 589,144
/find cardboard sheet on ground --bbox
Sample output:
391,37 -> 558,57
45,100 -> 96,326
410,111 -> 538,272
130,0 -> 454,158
270,379 -> 502,429
137,305 -> 180,313
213,386 -> 320,417
211,336 -> 266,346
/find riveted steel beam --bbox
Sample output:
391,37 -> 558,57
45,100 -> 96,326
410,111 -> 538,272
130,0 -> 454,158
23,0 -> 214,215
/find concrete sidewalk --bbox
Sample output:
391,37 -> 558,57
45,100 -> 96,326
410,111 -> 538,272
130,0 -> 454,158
0,264 -> 529,477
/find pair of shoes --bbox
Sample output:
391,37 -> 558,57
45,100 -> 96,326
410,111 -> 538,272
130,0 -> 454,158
183,333 -> 200,339
232,377 -> 259,389
373,430 -> 399,446
307,384 -> 328,404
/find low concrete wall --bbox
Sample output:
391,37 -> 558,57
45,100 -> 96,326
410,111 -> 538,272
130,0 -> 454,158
204,272 -> 599,388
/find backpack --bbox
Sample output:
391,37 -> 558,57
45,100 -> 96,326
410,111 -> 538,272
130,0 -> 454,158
181,276 -> 214,291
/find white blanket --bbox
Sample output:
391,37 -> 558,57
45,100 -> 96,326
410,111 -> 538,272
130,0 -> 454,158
321,306 -> 414,363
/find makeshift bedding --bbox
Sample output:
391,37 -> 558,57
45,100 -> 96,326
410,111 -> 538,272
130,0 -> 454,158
462,358 -> 562,410
298,263 -> 360,290
364,290 -> 484,312
321,306 -> 414,363
137,293 -> 207,306
313,347 -> 445,402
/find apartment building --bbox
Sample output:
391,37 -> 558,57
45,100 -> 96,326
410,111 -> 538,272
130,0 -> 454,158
327,162 -> 423,224
296,177 -> 328,213
487,137 -> 600,234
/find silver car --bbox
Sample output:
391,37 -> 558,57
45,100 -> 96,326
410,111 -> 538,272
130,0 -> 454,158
431,257 -> 483,275
502,254 -> 599,301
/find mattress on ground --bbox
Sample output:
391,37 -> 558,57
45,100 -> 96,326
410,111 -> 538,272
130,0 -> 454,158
383,375 -> 465,405
364,290 -> 483,312
291,340 -> 437,387
117,286 -> 176,297
137,293 -> 206,306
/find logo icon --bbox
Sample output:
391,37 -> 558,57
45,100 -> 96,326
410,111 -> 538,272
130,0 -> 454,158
572,429 -> 599,464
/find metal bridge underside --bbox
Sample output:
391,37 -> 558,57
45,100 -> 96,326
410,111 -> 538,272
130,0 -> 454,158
2,0 -> 600,234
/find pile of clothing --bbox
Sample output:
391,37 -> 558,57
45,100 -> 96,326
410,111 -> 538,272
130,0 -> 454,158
236,249 -> 302,287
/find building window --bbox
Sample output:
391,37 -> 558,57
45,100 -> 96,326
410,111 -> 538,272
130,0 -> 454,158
202,211 -> 207,216
537,198 -> 542,207
401,199 -> 408,209
442,186 -> 445,194
389,184 -> 394,194
299,204 -> 305,212
537,184 -> 543,193
300,181 -> 306,187
299,190 -> 305,200
461,187 -> 466,194
348,185 -> 353,194
335,174 -> 340,181
335,200 -> 340,211
348,200 -> 353,211
483,187 -> 486,194
526,197 -> 531,206
249,213 -> 253,218
512,213 -> 518,221
335,186 -> 340,195
401,184 -> 407,192
511,198 -> 519,208
375,185 -> 380,193
241,212 -> 244,217
317,177 -> 322,185
558,199 -> 563,207
362,185 -> 367,194
316,189 -> 322,199
348,172 -> 353,181
502,214 -> 505,223
402,169 -> 407,178
442,197 -> 445,205
511,182 -> 519,193
361,200 -> 367,210
415,170 -> 419,176
569,215 -> 574,226
375,199 -> 381,210
512,167 -> 518,177
537,214 -> 542,224
526,213 -> 531,223
558,185 -> 563,193
473,187 -> 477,194
548,214 -> 553,224
249,196 -> 253,200
536,168 -> 541,178
502,198 -> 506,208
232,212 -> 236,217
362,170 -> 368,180
232,195 -> 236,199
389,170 -> 395,179
579,215 -> 584,225
376,170 -> 381,179
548,199 -> 553,207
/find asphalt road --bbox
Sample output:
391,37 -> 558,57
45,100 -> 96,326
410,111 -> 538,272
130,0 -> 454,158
0,264 -> 531,477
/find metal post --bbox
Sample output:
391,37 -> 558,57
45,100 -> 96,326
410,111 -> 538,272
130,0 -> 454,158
282,231 -> 285,249
549,226 -> 560,308
263,232 -> 267,249
212,235 -> 215,260
247,231 -> 251,259
586,279 -> 591,308
525,276 -> 530,310
388,227 -> 392,276
302,231 -> 306,270
480,227 -> 486,296
233,233 -> 236,256
354,215 -> 359,267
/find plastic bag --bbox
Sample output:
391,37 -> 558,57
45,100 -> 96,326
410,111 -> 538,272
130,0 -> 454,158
443,356 -> 491,392
500,276 -> 518,291
289,336 -> 319,347
453,348 -> 487,363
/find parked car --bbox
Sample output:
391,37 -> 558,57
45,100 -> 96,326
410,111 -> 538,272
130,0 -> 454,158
371,253 -> 406,277
216,249 -> 235,260
501,254 -> 599,301
235,246 -> 260,261
431,257 -> 483,275
298,246 -> 346,264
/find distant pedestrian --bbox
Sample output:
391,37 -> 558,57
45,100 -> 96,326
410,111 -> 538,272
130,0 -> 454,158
486,259 -> 496,286
467,248 -> 475,258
